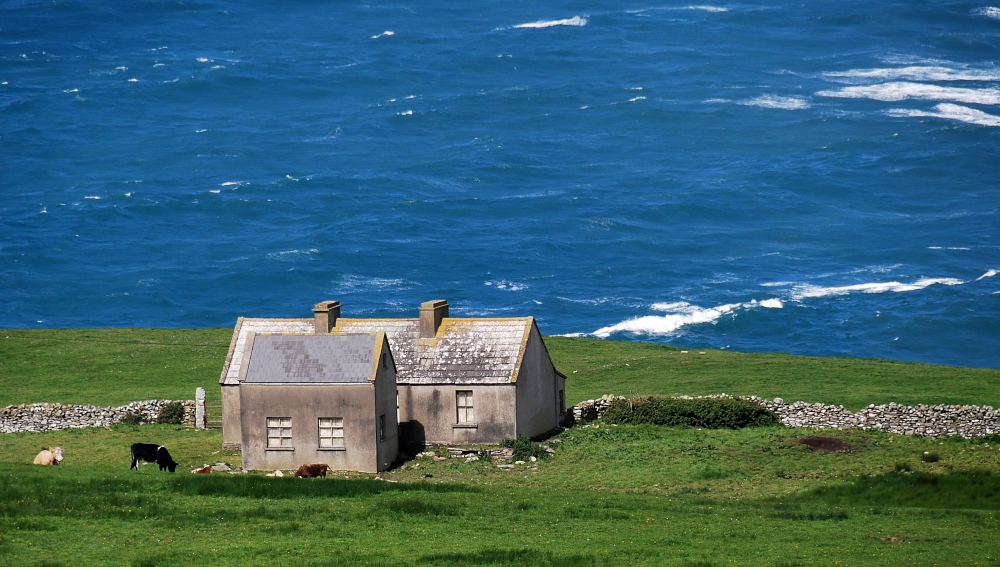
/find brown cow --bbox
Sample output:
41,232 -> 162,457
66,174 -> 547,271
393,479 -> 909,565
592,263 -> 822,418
294,463 -> 329,478
33,447 -> 64,466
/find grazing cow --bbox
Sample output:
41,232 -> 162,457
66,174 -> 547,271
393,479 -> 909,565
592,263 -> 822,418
33,446 -> 64,466
130,443 -> 177,472
294,463 -> 329,478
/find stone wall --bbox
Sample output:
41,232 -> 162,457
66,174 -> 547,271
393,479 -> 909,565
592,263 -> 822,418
571,394 -> 1000,439
0,400 -> 196,434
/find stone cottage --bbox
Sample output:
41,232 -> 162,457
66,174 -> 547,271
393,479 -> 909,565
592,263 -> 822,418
220,299 -> 567,470
237,332 -> 398,473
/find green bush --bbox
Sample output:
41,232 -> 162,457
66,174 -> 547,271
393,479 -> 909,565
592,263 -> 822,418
501,436 -> 548,462
921,451 -> 941,463
601,396 -> 779,429
118,410 -> 146,426
156,401 -> 186,425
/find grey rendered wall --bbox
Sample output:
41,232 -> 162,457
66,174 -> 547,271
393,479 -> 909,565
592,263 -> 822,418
398,384 -> 516,445
373,341 -> 399,471
239,384 -> 379,473
515,324 -> 563,438
221,385 -> 241,449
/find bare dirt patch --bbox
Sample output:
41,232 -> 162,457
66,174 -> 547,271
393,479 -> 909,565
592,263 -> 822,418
799,437 -> 849,452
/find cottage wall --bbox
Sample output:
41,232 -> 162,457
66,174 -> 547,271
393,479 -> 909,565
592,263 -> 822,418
239,384 -> 380,473
374,342 -> 399,471
514,324 -> 564,439
221,384 -> 241,450
398,384 -> 516,446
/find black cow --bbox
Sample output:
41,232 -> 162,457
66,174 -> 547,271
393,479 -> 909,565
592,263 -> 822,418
130,443 -> 177,472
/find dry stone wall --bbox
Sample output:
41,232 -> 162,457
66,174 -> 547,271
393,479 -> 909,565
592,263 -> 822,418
571,394 -> 1000,439
0,400 -> 196,433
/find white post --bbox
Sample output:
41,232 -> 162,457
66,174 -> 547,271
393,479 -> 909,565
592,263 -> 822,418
196,387 -> 206,429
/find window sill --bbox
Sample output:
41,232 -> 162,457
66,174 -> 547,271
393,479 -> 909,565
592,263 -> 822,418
317,447 -> 346,452
265,447 -> 295,451
453,423 -> 478,429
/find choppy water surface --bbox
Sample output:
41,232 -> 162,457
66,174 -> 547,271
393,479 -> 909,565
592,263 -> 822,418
2,1 -> 998,367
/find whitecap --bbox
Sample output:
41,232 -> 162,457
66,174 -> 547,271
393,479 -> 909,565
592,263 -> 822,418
513,16 -> 587,29
594,299 -> 780,338
63,88 -> 78,93
197,57 -> 209,63
128,78 -> 138,83
84,195 -> 101,200
817,82 -> 1000,105
975,269 -> 998,281
115,66 -> 127,71
974,6 -> 1000,19
789,277 -> 963,300
628,96 -> 646,102
824,65 -> 1000,83
397,109 -> 413,116
220,181 -> 243,187
371,31 -> 395,39
485,280 -> 527,292
685,5 -> 728,12
153,63 -> 165,67
338,275 -> 417,291
887,103 -> 1000,127
740,95 -> 810,110
195,129 -> 207,133
209,189 -> 221,194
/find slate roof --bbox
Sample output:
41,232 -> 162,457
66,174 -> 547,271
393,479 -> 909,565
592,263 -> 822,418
221,316 -> 535,386
243,334 -> 377,384
332,318 -> 533,385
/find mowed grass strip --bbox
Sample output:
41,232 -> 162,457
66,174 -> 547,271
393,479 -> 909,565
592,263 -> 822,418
0,328 -> 231,406
3,329 -> 1000,411
546,337 -> 1000,410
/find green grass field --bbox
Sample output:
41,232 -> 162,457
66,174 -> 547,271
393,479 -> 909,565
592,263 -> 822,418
1,329 -> 999,566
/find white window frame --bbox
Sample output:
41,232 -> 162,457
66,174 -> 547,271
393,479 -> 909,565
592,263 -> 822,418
318,417 -> 344,449
456,390 -> 474,424
266,417 -> 293,448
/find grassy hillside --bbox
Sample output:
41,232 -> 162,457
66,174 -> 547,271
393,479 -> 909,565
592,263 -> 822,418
1,329 -> 999,565
2,329 -> 998,409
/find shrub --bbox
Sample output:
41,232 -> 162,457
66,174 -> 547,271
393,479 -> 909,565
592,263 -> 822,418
157,402 -> 186,425
501,436 -> 547,462
921,451 -> 941,463
119,411 -> 146,426
601,396 -> 779,429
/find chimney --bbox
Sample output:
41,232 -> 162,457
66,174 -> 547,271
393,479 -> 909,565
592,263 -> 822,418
312,300 -> 341,334
419,299 -> 449,339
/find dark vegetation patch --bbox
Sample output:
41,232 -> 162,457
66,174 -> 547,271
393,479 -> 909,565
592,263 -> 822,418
799,437 -> 849,452
501,435 -> 549,461
0,475 -> 163,521
168,475 -> 473,499
156,401 -> 185,425
417,548 -> 600,567
794,470 -> 1000,510
374,497 -> 460,517
602,396 -> 779,429
769,503 -> 850,521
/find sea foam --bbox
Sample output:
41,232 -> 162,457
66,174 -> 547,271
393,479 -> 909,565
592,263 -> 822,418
593,299 -> 781,338
741,95 -> 810,110
789,277 -> 963,300
514,16 -> 587,29
974,6 -> 1000,19
824,65 -> 1000,83
887,103 -> 1000,127
817,82 -> 1000,105
976,269 -> 998,281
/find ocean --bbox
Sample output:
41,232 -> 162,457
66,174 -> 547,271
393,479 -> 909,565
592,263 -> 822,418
1,0 -> 998,367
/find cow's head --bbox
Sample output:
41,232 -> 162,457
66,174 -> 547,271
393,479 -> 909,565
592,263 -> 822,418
52,447 -> 64,463
167,459 -> 177,473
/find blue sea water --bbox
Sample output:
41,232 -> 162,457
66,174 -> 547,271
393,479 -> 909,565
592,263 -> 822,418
1,0 -> 998,367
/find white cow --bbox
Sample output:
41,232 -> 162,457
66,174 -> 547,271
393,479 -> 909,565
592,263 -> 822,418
33,446 -> 64,466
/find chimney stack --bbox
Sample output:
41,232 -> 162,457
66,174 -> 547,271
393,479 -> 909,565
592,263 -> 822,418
312,300 -> 341,334
419,299 -> 449,339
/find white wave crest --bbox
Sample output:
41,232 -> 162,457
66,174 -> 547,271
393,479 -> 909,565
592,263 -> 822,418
974,6 -> 1000,19
824,66 -> 1000,83
514,16 -> 587,29
686,5 -> 728,12
485,280 -> 527,292
371,31 -> 395,39
976,269 -> 998,281
84,195 -> 101,200
790,277 -> 963,300
741,95 -> 810,110
594,299 -> 781,338
887,103 -> 1000,127
817,82 -> 1000,105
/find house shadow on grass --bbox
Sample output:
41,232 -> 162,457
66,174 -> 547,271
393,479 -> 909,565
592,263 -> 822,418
168,475 -> 476,499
